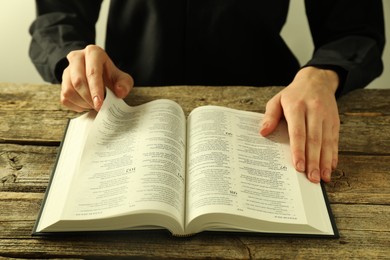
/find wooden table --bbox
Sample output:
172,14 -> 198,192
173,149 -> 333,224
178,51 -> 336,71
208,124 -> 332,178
1,83 -> 389,259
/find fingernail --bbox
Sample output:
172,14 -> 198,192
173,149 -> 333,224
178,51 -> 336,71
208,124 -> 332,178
93,96 -> 101,110
259,122 -> 268,135
310,169 -> 320,183
322,169 -> 331,182
115,84 -> 122,93
260,121 -> 268,131
296,160 -> 305,172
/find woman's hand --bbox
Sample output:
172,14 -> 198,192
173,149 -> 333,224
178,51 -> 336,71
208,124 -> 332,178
260,66 -> 340,183
61,45 -> 134,112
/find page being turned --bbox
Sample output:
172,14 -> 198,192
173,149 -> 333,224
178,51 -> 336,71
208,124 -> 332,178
186,106 -> 309,230
62,90 -> 186,229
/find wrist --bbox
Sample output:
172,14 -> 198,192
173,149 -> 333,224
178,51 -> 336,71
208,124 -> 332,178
298,66 -> 340,94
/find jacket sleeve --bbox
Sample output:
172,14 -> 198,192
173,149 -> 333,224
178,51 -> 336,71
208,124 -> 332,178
29,0 -> 103,83
304,0 -> 385,96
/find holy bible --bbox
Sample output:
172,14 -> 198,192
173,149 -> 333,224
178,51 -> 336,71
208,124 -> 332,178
33,88 -> 338,237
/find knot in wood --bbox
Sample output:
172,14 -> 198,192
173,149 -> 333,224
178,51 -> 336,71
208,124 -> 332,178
239,98 -> 254,105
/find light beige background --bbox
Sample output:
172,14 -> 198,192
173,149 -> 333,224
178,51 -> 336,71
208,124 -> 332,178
0,0 -> 388,88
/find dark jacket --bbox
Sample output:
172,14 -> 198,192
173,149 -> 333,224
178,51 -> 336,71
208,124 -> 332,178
29,0 -> 385,95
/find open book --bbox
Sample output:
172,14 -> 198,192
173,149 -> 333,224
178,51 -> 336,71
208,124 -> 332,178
33,89 -> 338,237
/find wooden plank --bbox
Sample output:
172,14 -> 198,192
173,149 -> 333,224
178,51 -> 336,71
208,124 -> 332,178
2,112 -> 390,153
1,83 -> 389,114
0,83 -> 279,112
337,88 -> 390,115
0,236 -> 249,259
326,154 -> 390,205
0,110 -> 73,145
1,144 -> 389,203
0,144 -> 56,193
339,114 -> 390,155
0,84 -> 278,144
242,230 -> 390,259
1,230 -> 388,259
0,196 -> 389,259
0,83 -> 61,111
1,193 -> 389,234
2,85 -> 390,153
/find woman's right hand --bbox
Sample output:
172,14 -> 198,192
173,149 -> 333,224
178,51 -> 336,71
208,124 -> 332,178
61,45 -> 134,112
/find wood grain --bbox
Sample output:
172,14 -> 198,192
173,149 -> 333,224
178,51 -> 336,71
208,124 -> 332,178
1,83 -> 389,259
2,83 -> 389,153
1,144 -> 389,203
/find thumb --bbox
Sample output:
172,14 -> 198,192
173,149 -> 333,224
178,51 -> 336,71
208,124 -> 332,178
260,94 -> 283,136
104,59 -> 134,99
112,71 -> 134,98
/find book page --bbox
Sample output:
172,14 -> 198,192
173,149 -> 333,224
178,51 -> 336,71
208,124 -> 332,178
35,111 -> 96,233
185,106 -> 308,229
62,90 -> 186,230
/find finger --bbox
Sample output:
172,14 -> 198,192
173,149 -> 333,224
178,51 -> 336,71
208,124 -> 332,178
305,109 -> 322,183
61,67 -> 92,111
113,73 -> 134,98
283,101 -> 307,173
320,121 -> 334,182
66,51 -> 94,108
103,58 -> 134,98
260,94 -> 283,136
60,85 -> 90,112
61,95 -> 89,112
332,118 -> 340,170
84,45 -> 106,111
61,89 -> 91,111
